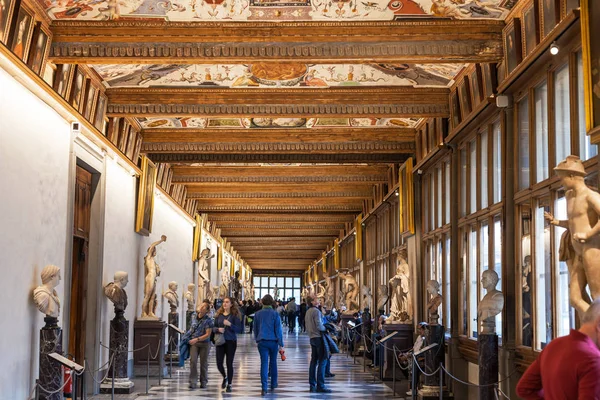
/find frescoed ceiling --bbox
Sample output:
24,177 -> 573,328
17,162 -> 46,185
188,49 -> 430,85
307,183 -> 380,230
39,0 -> 512,21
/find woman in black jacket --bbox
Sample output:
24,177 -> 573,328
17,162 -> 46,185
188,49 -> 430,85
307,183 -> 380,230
214,297 -> 243,392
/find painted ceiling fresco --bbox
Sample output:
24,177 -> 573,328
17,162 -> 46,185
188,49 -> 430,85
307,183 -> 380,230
94,63 -> 463,88
137,117 -> 422,129
39,0 -> 513,21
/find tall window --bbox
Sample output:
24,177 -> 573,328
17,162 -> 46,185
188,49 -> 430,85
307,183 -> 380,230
468,226 -> 478,338
445,161 -> 451,224
534,198 -> 553,350
555,192 -> 574,337
554,65 -> 571,164
469,139 -> 477,213
492,121 -> 502,204
461,148 -> 467,217
518,97 -> 530,190
480,130 -> 489,208
534,81 -> 549,183
253,275 -> 301,301
493,215 -> 502,337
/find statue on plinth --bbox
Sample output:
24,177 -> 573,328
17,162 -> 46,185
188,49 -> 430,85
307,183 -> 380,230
104,271 -> 129,316
185,283 -> 195,312
426,280 -> 442,325
33,265 -> 61,321
545,155 -> 600,317
163,281 -> 179,313
141,235 -> 166,319
324,274 -> 335,309
376,284 -> 389,314
219,267 -> 230,299
361,285 -> 373,311
250,282 -> 256,300
478,270 -> 504,334
387,255 -> 412,323
197,247 -> 214,301
231,271 -> 242,301
339,271 -> 359,314
273,285 -> 280,300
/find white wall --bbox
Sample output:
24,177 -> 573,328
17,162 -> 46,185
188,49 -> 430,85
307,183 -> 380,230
0,66 -> 71,396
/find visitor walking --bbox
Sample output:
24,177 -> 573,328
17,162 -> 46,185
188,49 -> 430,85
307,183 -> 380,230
286,297 -> 297,333
188,300 -> 213,389
517,299 -> 600,399
253,294 -> 284,396
299,301 -> 307,332
214,297 -> 243,392
305,295 -> 331,393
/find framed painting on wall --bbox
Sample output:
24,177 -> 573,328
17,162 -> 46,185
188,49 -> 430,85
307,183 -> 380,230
69,67 -> 86,112
450,90 -> 461,129
53,64 -> 73,99
504,18 -> 523,75
135,155 -> 158,235
458,80 -> 472,121
27,23 -> 50,75
0,0 -> 17,45
522,3 -> 539,58
469,66 -> 482,107
9,4 -> 34,62
562,0 -> 578,19
481,63 -> 497,100
82,82 -> 98,122
94,92 -> 108,132
540,0 -> 559,38
581,0 -> 600,135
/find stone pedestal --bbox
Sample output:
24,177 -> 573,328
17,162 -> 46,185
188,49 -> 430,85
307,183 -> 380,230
382,323 -> 413,380
186,310 -> 194,331
39,317 -> 63,400
478,333 -> 499,400
166,312 -> 180,362
101,312 -> 134,393
133,319 -> 166,377
418,325 -> 452,400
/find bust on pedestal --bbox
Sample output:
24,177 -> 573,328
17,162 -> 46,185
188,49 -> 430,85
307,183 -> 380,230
33,265 -> 63,400
101,271 -> 134,393
163,281 -> 180,361
477,270 -> 504,400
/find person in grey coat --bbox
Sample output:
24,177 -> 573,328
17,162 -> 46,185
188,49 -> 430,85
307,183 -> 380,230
304,295 -> 332,393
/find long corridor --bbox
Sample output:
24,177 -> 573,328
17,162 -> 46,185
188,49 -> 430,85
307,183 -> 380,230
91,331 -> 398,400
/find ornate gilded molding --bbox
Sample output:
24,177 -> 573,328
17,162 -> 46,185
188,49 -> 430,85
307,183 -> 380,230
142,142 -> 415,153
197,205 -> 361,211
209,216 -> 353,222
187,192 -> 370,199
222,230 -> 341,236
173,175 -> 386,183
217,224 -> 346,229
149,153 -> 410,163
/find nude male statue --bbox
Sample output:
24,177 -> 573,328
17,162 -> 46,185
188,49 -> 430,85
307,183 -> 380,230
141,235 -> 167,319
544,156 -> 600,316
339,271 -> 359,314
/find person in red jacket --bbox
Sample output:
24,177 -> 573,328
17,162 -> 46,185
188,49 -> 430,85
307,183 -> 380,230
517,299 -> 600,399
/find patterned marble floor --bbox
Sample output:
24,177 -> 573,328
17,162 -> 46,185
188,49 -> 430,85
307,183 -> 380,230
90,330 -> 404,399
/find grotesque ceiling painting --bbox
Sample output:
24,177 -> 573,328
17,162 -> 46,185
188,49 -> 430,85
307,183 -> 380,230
39,0 -> 512,21
93,63 -> 463,88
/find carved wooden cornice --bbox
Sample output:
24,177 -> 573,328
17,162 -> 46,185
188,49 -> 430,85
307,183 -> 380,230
149,153 -> 410,163
188,192 -> 370,199
49,20 -> 504,64
142,142 -> 415,153
218,224 -> 346,230
222,229 -> 341,237
209,215 -> 355,223
198,205 -> 361,212
174,175 -> 387,183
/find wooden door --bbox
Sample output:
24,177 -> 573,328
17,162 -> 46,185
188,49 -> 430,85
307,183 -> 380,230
69,166 -> 92,364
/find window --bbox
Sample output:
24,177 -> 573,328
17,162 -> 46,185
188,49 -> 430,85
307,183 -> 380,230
492,121 -> 502,204
481,130 -> 489,208
444,234 -> 451,330
518,97 -> 530,190
534,81 -> 549,183
577,51 -> 598,160
445,161 -> 451,224
468,226 -> 478,338
554,65 -> 571,164
469,139 -> 477,213
461,148 -> 467,217
534,198 -> 553,349
437,167 -> 443,228
493,215 -> 503,338
555,192 -> 575,337
520,203 -> 533,347
254,275 -> 302,302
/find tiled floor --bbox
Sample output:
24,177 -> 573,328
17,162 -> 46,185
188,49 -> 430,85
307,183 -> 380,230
90,330 -> 406,399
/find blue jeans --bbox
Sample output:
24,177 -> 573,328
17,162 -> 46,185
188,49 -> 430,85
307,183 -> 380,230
257,340 -> 278,390
309,337 -> 327,389
325,356 -> 331,375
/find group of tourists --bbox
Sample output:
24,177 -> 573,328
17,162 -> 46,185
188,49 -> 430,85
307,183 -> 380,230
182,293 -> 339,396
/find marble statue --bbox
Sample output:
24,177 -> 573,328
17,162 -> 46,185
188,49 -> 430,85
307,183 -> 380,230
301,287 -> 308,302
273,285 -> 280,300
426,280 -> 442,325
33,264 -> 61,318
387,255 -> 412,323
104,271 -> 129,314
250,282 -> 256,300
545,155 -> 600,316
361,285 -> 373,311
316,282 -> 326,304
339,271 -> 359,314
219,267 -> 230,299
243,279 -> 251,300
197,247 -> 214,301
185,283 -> 195,312
206,282 -> 216,303
231,271 -> 242,301
163,281 -> 179,313
141,235 -> 167,319
376,284 -> 389,312
324,275 -> 335,309
478,270 -> 504,334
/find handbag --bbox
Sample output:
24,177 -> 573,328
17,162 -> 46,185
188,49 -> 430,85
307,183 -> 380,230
214,332 -> 226,346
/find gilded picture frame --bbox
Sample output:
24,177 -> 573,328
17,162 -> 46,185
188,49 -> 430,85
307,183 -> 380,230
504,18 -> 523,75
540,0 -> 558,39
82,81 -> 98,122
69,67 -> 86,112
398,157 -> 414,235
522,2 -> 539,59
458,80 -> 472,121
135,155 -> 158,236
450,90 -> 461,129
192,214 -> 201,261
94,92 -> 108,133
469,66 -> 482,108
9,3 -> 34,63
0,0 -> 17,45
27,22 -> 51,76
581,0 -> 600,135
54,64 -> 73,99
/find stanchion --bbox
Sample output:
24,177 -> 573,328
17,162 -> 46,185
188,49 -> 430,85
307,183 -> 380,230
34,380 -> 39,400
439,363 -> 443,400
392,351 -> 396,397
145,347 -> 150,395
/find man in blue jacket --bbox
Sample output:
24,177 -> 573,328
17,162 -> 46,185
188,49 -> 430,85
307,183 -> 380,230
253,294 -> 284,396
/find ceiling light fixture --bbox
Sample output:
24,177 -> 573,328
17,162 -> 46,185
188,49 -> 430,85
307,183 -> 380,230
550,42 -> 559,55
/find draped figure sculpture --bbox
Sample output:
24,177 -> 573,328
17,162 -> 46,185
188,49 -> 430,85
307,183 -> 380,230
219,267 -> 230,299
141,235 -> 167,319
197,248 -> 214,302
33,265 -> 61,319
339,271 -> 359,314
387,255 -> 412,323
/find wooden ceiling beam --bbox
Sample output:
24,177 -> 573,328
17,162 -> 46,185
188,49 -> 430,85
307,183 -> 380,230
196,197 -> 362,206
186,183 -> 375,193
207,213 -> 356,223
49,20 -> 503,64
229,236 -> 335,243
173,165 -> 388,179
222,229 -> 341,237
198,204 -> 362,212
150,153 -> 409,164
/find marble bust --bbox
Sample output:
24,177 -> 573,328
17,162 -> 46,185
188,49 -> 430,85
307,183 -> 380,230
185,283 -> 195,312
163,281 -> 179,313
426,280 -> 442,325
103,271 -> 129,314
478,270 -> 504,334
33,265 -> 61,319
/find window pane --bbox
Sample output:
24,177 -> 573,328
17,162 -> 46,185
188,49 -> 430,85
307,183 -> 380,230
535,81 -> 549,183
535,199 -> 553,349
481,130 -> 489,209
519,97 -> 531,190
470,139 -> 477,213
445,161 -> 451,224
437,167 -> 442,228
277,277 -> 285,288
293,290 -> 300,302
261,277 -> 269,288
254,277 -> 260,287
577,51 -> 598,160
285,277 -> 293,288
461,229 -> 468,336
293,277 -> 300,288
437,239 -> 443,323
469,227 -> 478,338
492,121 -> 502,204
521,204 -> 533,347
430,174 -> 435,231
461,148 -> 467,217
494,215 -> 502,338
480,221 -> 489,301
554,65 -> 571,165
555,193 -> 575,337
444,234 -> 451,331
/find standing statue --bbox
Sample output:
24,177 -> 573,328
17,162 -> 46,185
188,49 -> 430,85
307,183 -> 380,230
545,155 -> 600,317
243,279 -> 252,300
301,287 -> 308,302
231,271 -> 242,301
33,265 -> 61,319
361,285 -> 373,311
316,282 -> 326,304
163,281 -> 179,313
141,235 -> 167,319
220,266 -> 230,299
197,248 -> 214,301
273,284 -> 280,300
324,275 -> 335,309
104,271 -> 129,315
387,255 -> 412,323
185,283 -> 195,312
339,271 -> 359,314
376,284 -> 389,313
478,270 -> 504,334
250,282 -> 256,300
426,280 -> 442,325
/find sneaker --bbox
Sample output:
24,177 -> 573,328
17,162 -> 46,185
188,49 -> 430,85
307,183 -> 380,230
325,373 -> 335,378
189,383 -> 196,389
309,386 -> 317,393
226,384 -> 232,392
200,382 -> 207,389
316,387 -> 332,393
261,389 -> 267,396
221,377 -> 227,389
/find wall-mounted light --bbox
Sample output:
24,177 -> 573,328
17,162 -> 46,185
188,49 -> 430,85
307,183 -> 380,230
353,231 -> 357,235
395,191 -> 399,196
550,42 -> 559,55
